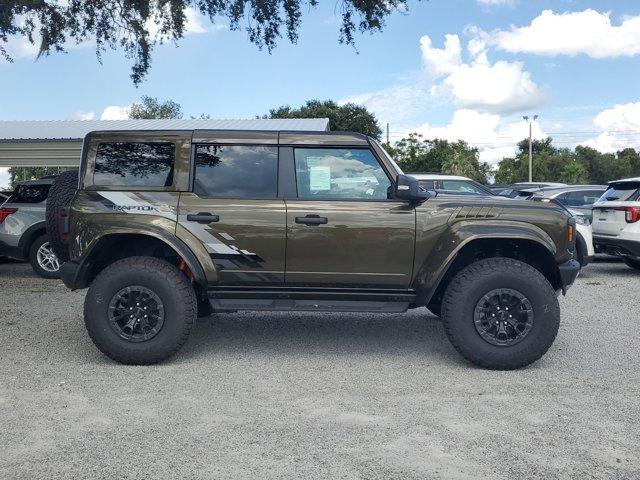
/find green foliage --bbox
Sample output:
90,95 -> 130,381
1,0 -> 411,84
495,138 -> 640,185
391,134 -> 489,184
267,100 -> 383,139
129,96 -> 183,119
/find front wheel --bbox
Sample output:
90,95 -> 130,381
441,257 -> 560,370
84,256 -> 197,364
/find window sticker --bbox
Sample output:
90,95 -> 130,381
309,166 -> 331,191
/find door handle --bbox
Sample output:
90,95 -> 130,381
187,213 -> 220,223
295,215 -> 328,225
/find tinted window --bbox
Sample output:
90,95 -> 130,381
561,190 -> 606,207
599,183 -> 640,202
194,145 -> 278,198
94,142 -> 175,187
8,184 -> 51,203
441,180 -> 489,195
418,180 -> 436,190
294,148 -> 391,200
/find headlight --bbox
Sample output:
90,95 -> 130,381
574,215 -> 590,226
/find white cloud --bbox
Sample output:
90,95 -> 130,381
100,105 -> 131,120
487,9 -> 640,58
421,34 -> 545,114
582,102 -> 640,152
69,110 -> 95,120
0,168 -> 9,190
411,109 -> 545,164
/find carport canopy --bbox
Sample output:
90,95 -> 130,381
0,118 -> 330,167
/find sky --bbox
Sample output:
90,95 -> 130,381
1,0 -> 640,187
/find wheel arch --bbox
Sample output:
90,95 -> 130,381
71,231 -> 207,291
18,221 -> 48,259
416,236 -> 561,313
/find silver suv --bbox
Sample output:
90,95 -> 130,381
0,178 -> 60,278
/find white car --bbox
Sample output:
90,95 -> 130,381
569,209 -> 594,267
592,177 -> 640,270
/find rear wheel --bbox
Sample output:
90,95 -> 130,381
29,234 -> 60,279
441,257 -> 560,370
624,257 -> 640,270
84,256 -> 197,364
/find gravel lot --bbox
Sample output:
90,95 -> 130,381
1,259 -> 639,479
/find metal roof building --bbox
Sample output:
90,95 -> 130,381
0,118 -> 330,167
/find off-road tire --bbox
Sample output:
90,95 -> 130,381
84,256 -> 197,365
45,170 -> 78,263
575,237 -> 586,267
441,257 -> 560,370
29,234 -> 60,279
624,257 -> 640,270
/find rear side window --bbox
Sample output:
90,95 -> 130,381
560,190 -> 606,207
194,145 -> 278,198
418,180 -> 435,190
599,183 -> 640,202
93,142 -> 175,187
8,184 -> 51,203
440,180 -> 489,195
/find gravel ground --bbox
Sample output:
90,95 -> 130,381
1,259 -> 639,480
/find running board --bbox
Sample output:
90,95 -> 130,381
207,289 -> 415,313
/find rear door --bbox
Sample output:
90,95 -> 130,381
284,145 -> 415,289
177,134 -> 286,286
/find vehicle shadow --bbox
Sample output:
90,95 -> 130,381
179,308 -> 464,366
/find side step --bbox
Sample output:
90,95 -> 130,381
207,289 -> 416,313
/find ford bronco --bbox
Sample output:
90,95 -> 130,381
47,130 -> 580,369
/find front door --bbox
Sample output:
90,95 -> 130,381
178,144 -> 286,286
284,147 -> 415,289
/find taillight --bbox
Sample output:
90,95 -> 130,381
0,207 -> 17,224
615,206 -> 640,223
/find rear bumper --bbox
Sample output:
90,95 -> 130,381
593,235 -> 640,258
558,259 -> 581,293
59,260 -> 81,290
0,238 -> 25,260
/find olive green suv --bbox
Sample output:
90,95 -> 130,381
47,130 -> 580,369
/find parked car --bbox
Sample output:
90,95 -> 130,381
0,178 -> 61,278
47,130 -> 579,369
528,185 -> 607,220
592,177 -> 640,270
409,173 -> 494,196
498,182 -> 567,198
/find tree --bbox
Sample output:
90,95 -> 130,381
390,134 -> 490,183
129,96 -> 183,119
1,0 -> 412,84
8,167 -> 67,189
267,100 -> 382,139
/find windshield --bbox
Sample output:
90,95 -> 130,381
599,182 -> 640,202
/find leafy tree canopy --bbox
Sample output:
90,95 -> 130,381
1,0 -> 411,84
129,95 -> 183,119
267,99 -> 383,139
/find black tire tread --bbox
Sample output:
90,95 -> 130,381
84,256 -> 197,365
45,170 -> 79,263
441,257 -> 560,370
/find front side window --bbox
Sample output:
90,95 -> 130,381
294,148 -> 391,200
194,145 -> 278,198
94,142 -> 175,187
562,190 -> 606,207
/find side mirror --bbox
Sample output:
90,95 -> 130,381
394,174 -> 431,204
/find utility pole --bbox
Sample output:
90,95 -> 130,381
522,115 -> 538,182
386,123 -> 390,145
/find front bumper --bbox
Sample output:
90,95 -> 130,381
558,259 -> 581,294
593,235 -> 640,258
